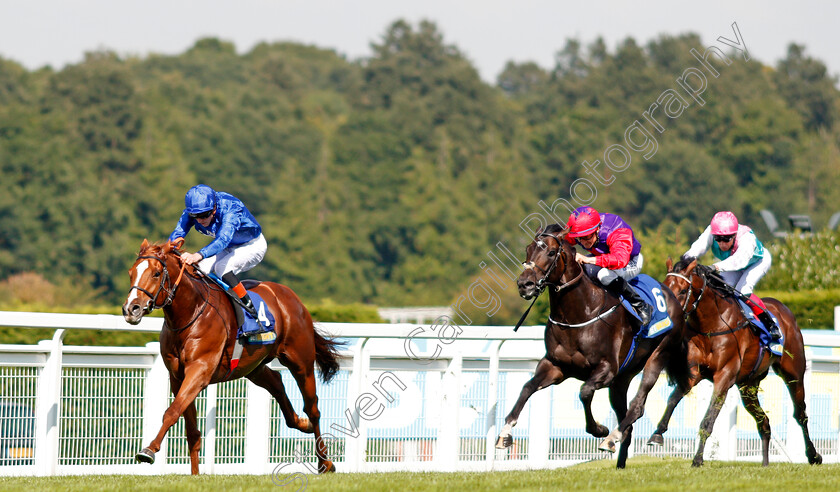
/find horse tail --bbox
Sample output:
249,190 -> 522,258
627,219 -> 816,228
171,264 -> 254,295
313,326 -> 344,383
665,335 -> 691,394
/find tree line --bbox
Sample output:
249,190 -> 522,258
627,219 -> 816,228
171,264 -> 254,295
0,20 -> 837,309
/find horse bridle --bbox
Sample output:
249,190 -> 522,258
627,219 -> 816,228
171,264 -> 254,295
128,255 -> 179,313
128,253 -> 213,333
665,270 -> 707,320
522,233 -> 583,294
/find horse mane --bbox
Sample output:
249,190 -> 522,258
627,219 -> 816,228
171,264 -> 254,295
672,257 -> 714,277
673,258 -> 734,297
542,223 -> 567,236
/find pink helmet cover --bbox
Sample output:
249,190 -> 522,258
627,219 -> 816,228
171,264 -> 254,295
710,211 -> 739,235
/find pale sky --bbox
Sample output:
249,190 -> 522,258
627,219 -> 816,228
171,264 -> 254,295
1,1 -> 838,84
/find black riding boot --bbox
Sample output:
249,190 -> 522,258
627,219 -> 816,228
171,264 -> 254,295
222,272 -> 258,319
240,294 -> 258,319
607,277 -> 653,327
758,311 -> 782,343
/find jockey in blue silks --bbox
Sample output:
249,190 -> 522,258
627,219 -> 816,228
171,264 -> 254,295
169,184 -> 266,318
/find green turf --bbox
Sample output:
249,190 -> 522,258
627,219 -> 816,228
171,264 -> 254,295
0,457 -> 836,491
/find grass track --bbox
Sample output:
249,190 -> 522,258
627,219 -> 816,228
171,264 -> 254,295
1,457 -> 836,492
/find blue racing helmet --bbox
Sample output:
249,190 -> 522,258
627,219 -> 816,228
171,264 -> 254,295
184,184 -> 218,215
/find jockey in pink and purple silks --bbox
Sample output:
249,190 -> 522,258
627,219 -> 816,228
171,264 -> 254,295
682,211 -> 781,342
566,206 -> 653,327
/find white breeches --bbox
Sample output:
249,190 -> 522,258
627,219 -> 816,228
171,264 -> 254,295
198,234 -> 267,277
719,252 -> 771,296
597,253 -> 644,285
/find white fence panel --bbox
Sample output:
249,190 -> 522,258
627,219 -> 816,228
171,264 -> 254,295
0,311 -> 838,475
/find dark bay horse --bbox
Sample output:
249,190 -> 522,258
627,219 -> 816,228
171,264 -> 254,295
648,258 -> 822,466
495,225 -> 689,468
122,239 -> 341,474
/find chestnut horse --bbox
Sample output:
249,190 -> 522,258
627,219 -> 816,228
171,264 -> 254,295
648,258 -> 822,466
495,225 -> 689,468
122,239 -> 341,474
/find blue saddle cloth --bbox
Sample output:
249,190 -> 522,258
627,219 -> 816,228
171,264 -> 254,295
237,291 -> 276,343
736,299 -> 784,356
621,274 -> 674,338
617,274 -> 675,373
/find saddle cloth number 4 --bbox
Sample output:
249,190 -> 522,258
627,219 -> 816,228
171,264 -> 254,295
257,301 -> 271,327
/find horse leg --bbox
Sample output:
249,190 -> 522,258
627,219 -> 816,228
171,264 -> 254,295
600,377 -> 633,468
183,400 -> 202,475
247,365 -> 314,433
648,385 -> 687,446
580,361 -> 616,439
163,374 -> 204,475
775,360 -> 823,465
692,370 -> 736,467
649,354 -> 702,445
285,356 -> 335,474
606,346 -> 671,453
136,364 -> 213,469
496,357 -> 564,449
738,382 -> 772,466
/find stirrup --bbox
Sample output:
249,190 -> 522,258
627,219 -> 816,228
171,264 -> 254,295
632,302 -> 653,326
240,296 -> 258,319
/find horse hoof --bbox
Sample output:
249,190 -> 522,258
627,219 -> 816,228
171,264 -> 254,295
495,435 -> 513,449
298,418 -> 314,433
598,438 -> 616,453
320,460 -> 336,473
810,454 -> 823,465
647,433 -> 664,446
135,448 -> 155,464
691,459 -> 704,468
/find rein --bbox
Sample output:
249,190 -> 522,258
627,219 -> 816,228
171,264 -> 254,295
128,254 -> 208,332
666,271 -> 706,320
512,236 -> 590,331
513,236 -> 582,332
668,269 -> 751,338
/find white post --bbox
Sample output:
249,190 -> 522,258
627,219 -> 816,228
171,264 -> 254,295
436,354 -> 461,470
343,338 -> 369,472
485,341 -> 503,470
720,386 -> 739,461
785,359 -> 810,461
244,380 -> 271,473
203,384 -> 217,474
34,329 -> 65,476
527,386 -> 551,468
141,343 -> 169,474
700,383 -> 738,461
834,306 -> 840,331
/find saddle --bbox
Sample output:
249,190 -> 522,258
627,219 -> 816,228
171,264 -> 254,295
203,273 -> 276,344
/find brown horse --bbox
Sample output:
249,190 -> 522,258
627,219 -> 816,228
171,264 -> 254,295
648,258 -> 822,466
122,239 -> 341,474
495,225 -> 689,468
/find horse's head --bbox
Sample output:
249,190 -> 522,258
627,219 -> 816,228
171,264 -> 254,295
663,257 -> 704,315
122,238 -> 184,324
518,224 -> 571,300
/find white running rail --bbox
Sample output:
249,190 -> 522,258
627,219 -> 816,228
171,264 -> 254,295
0,311 -> 838,476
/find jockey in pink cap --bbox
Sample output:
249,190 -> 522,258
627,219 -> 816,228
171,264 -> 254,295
566,206 -> 653,326
683,211 -> 780,342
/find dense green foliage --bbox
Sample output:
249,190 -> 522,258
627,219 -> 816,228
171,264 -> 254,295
0,21 -> 838,314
